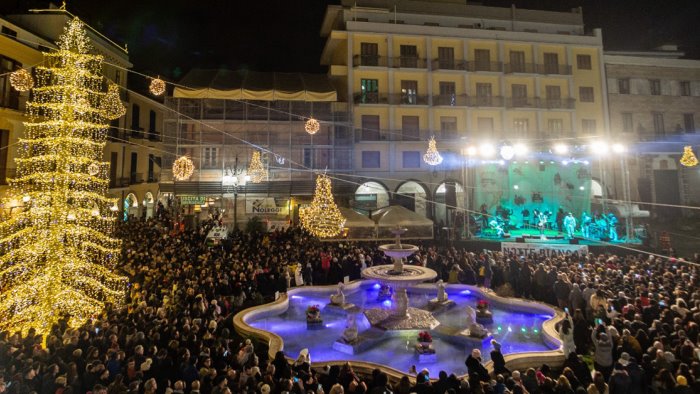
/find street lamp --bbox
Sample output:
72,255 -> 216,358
223,156 -> 247,230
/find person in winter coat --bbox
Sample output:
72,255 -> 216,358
608,363 -> 631,394
592,325 -> 614,381
490,340 -> 509,376
557,313 -> 576,357
464,349 -> 489,382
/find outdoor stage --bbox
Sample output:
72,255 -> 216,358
474,228 -> 602,245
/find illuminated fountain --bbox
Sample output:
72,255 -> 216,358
361,227 -> 439,329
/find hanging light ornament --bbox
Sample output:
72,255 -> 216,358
680,145 -> 699,167
423,136 -> 443,166
172,156 -> 195,181
247,151 -> 267,183
149,76 -> 166,96
275,154 -> 285,165
305,117 -> 320,135
87,163 -> 100,176
299,174 -> 346,238
10,68 -> 34,91
101,83 -> 126,120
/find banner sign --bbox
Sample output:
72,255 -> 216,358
180,195 -> 206,205
246,198 -> 289,216
501,242 -> 588,257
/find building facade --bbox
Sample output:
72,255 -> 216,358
319,0 -> 609,226
605,49 -> 700,219
0,8 -> 165,220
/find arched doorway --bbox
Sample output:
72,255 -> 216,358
396,181 -> 429,217
354,181 -> 389,212
143,192 -> 155,219
434,181 -> 464,227
124,193 -> 139,221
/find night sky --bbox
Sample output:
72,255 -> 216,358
2,0 -> 699,85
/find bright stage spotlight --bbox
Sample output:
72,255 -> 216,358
553,143 -> 569,155
480,143 -> 496,158
500,145 -> 515,160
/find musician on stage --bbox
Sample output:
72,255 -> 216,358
537,210 -> 548,237
607,212 -> 619,241
580,211 -> 592,238
563,212 -> 577,239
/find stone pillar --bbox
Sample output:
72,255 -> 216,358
393,288 -> 409,317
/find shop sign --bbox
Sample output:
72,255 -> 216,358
180,195 -> 206,205
246,197 -> 289,215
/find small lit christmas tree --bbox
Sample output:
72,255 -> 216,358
0,18 -> 126,338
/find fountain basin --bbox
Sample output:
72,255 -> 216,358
235,282 -> 565,378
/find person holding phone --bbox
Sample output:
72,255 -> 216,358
591,322 -> 614,381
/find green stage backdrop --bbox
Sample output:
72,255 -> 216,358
474,162 -> 591,227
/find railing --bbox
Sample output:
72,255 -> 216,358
387,93 -> 429,105
147,131 -> 161,141
355,128 -> 436,142
353,54 -> 388,67
129,172 -> 144,184
539,98 -> 576,109
466,61 -> 503,72
391,56 -> 428,69
467,96 -> 505,107
130,127 -> 144,139
536,64 -> 572,75
353,92 -> 389,104
432,94 -> 468,106
431,59 -> 467,71
505,97 -> 539,109
503,63 -> 538,74
110,177 -> 130,188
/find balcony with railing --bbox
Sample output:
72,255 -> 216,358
431,59 -> 467,71
536,64 -> 572,75
432,94 -> 468,106
506,97 -> 539,109
147,131 -> 161,141
353,54 -> 388,67
388,93 -> 429,105
391,56 -> 428,69
503,63 -> 538,74
0,167 -> 16,185
355,128 -> 435,142
353,92 -> 388,104
539,98 -> 576,110
467,96 -> 505,107
466,61 -> 503,72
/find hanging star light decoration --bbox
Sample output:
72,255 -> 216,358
10,68 -> 34,91
172,156 -> 195,181
423,136 -> 443,166
247,151 -> 267,183
149,76 -> 166,96
87,163 -> 100,176
305,117 -> 320,135
680,146 -> 699,167
299,174 -> 346,238
0,18 -> 126,339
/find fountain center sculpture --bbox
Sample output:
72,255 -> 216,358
361,227 -> 439,329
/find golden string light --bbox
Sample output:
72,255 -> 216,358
423,136 -> 443,166
87,163 -> 100,176
680,145 -> 699,167
149,76 -> 166,96
299,174 -> 346,238
172,156 -> 195,181
0,18 -> 126,339
247,151 -> 267,183
305,117 -> 320,135
10,68 -> 34,91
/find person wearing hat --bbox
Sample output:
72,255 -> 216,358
490,340 -> 509,375
675,375 -> 693,394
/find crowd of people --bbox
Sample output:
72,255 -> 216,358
1,210 -> 699,394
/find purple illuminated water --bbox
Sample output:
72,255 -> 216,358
248,284 -> 555,375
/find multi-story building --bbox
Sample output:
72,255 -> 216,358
160,70 -> 354,228
605,47 -> 700,219
0,6 -> 165,220
320,0 -> 609,225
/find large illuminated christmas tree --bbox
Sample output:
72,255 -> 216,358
0,18 -> 127,338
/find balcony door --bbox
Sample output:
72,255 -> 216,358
360,42 -> 379,66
